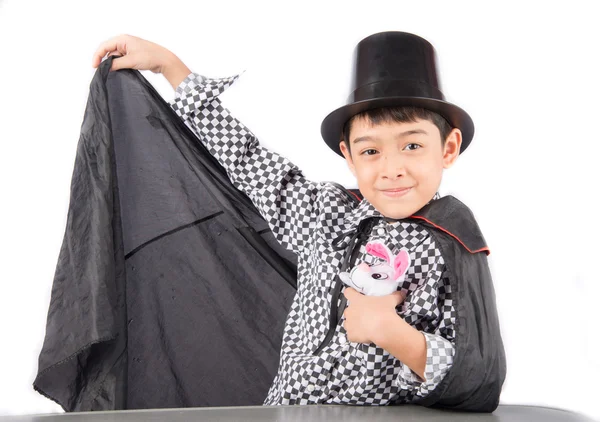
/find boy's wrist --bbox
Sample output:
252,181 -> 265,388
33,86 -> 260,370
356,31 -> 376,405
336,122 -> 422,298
373,310 -> 427,380
372,310 -> 405,347
161,51 -> 192,91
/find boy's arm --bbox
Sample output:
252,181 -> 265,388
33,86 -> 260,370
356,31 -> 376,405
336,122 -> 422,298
387,268 -> 456,398
376,317 -> 455,398
169,72 -> 334,255
92,35 -> 345,255
344,264 -> 455,399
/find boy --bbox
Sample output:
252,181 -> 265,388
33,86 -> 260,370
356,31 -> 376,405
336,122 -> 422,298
92,31 -> 505,410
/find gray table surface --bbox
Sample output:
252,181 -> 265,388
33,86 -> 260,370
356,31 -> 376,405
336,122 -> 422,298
0,405 -> 596,422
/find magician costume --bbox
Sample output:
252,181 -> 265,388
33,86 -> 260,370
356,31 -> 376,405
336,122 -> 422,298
34,32 -> 505,412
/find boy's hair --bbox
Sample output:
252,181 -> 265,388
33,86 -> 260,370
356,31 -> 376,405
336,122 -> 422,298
342,106 -> 453,153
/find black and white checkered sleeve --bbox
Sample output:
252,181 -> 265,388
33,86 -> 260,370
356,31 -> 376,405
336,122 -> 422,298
397,332 -> 455,398
170,73 -> 321,255
396,263 -> 456,398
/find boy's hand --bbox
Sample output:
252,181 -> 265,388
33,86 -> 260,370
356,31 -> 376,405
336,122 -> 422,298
92,34 -> 170,72
91,34 -> 191,90
342,287 -> 406,344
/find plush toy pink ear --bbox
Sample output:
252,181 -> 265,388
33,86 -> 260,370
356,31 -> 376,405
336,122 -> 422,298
393,249 -> 411,280
366,241 -> 392,263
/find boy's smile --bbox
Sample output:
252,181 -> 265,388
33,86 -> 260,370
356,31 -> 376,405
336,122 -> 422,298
339,117 -> 462,220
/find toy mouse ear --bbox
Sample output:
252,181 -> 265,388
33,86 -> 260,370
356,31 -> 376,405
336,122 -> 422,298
366,241 -> 392,263
393,249 -> 411,280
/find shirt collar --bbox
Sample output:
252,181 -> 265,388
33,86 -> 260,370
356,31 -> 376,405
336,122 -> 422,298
343,199 -> 383,229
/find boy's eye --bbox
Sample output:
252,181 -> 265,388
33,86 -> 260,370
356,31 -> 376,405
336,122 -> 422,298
361,149 -> 378,156
404,143 -> 421,151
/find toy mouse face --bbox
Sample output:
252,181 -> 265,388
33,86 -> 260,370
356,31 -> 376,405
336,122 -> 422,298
339,240 -> 411,297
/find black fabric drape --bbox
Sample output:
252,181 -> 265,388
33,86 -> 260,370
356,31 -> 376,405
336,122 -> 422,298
410,197 -> 506,412
34,57 -> 299,410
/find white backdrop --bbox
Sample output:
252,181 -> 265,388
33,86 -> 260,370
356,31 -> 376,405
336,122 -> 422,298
1,0 -> 599,419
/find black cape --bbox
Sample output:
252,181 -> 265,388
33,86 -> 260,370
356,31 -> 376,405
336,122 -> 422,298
34,57 -> 505,412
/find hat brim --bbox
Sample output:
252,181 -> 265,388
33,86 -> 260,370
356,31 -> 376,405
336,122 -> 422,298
320,97 -> 474,157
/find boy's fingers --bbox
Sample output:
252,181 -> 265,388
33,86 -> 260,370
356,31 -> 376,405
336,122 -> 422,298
343,287 -> 358,301
110,54 -> 137,71
92,43 -> 117,67
92,36 -> 128,67
392,290 -> 406,306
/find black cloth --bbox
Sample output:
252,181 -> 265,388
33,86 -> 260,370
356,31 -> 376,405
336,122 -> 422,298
410,197 -> 506,412
34,57 -> 505,412
34,58 -> 300,411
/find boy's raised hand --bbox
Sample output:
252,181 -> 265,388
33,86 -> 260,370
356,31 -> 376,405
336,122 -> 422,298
91,34 -> 191,90
92,34 -> 167,72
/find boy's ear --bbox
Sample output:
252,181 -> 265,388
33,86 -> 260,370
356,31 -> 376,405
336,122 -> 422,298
442,128 -> 462,169
339,141 -> 356,177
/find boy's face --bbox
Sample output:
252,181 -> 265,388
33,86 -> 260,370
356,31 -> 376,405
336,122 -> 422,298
339,117 -> 462,220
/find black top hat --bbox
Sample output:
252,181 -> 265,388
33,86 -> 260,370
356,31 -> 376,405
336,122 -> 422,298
321,31 -> 474,157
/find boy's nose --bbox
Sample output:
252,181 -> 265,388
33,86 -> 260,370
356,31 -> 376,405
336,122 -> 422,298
380,154 -> 406,180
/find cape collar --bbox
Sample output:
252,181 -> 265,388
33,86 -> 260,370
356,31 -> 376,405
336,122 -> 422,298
340,193 -> 489,255
410,195 -> 489,255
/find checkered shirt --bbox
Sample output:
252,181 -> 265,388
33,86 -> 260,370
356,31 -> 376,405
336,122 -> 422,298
169,73 -> 456,405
